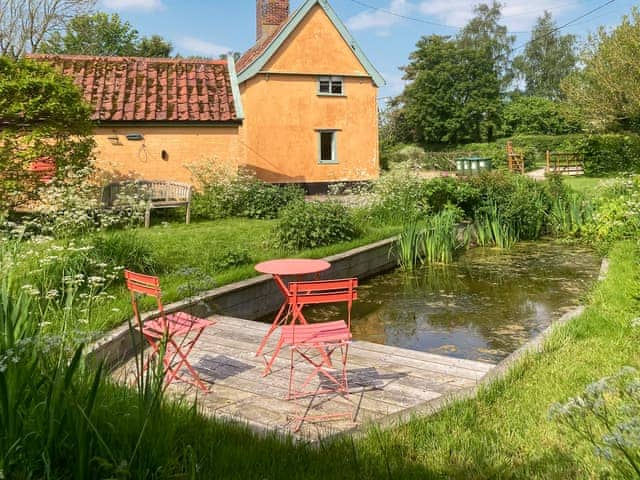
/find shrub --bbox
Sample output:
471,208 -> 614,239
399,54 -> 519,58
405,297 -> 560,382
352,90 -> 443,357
366,166 -> 428,223
551,366 -> 640,478
1,167 -> 149,239
385,144 -> 427,167
191,167 -> 304,220
575,134 -> 640,176
470,171 -> 551,240
0,56 -> 95,214
583,176 -> 640,250
418,176 -> 480,216
275,200 -> 361,250
502,96 -> 584,136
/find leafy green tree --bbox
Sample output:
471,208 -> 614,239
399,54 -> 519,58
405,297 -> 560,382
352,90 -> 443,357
400,35 -> 501,147
134,34 -> 172,58
41,12 -> 172,57
502,96 -> 584,135
0,56 -> 95,213
458,1 -> 515,92
562,8 -> 640,131
513,11 -> 577,99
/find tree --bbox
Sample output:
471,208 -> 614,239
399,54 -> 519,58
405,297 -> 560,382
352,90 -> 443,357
136,34 -> 172,57
41,12 -> 172,57
0,56 -> 95,213
458,1 -> 515,92
399,35 -> 501,147
562,8 -> 640,131
513,11 -> 577,99
502,96 -> 584,135
0,0 -> 95,57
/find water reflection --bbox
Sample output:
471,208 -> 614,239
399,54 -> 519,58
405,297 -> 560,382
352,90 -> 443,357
299,242 -> 600,363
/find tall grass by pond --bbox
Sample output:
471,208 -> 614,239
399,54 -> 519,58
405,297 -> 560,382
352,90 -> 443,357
473,203 -> 517,249
396,208 -> 465,270
549,192 -> 593,236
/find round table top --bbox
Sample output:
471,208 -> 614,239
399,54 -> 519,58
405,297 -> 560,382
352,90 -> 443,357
255,258 -> 331,276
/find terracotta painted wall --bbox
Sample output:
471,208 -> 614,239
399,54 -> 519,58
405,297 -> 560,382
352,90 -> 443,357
239,4 -> 380,183
93,125 -> 243,186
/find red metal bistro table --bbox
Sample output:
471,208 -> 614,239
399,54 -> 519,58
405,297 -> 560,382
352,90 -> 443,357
254,259 -> 331,372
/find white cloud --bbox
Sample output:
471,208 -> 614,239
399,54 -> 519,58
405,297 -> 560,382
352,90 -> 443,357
346,0 -> 579,34
347,0 -> 412,31
102,0 -> 164,11
417,0 -> 577,31
176,37 -> 232,58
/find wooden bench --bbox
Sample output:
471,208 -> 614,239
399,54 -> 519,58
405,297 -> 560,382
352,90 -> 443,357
102,180 -> 192,228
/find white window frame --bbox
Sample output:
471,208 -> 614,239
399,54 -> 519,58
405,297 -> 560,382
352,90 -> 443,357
317,130 -> 338,164
318,76 -> 344,96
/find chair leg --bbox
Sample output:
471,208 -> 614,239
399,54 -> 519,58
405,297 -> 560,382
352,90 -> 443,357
289,342 -> 354,433
256,302 -> 289,357
263,335 -> 286,376
163,329 -> 210,392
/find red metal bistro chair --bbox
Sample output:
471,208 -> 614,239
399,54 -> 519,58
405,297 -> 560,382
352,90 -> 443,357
124,270 -> 215,392
273,278 -> 358,430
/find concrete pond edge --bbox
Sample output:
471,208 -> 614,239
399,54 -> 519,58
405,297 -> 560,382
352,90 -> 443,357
86,239 -> 608,445
341,256 -> 610,444
86,236 -> 399,367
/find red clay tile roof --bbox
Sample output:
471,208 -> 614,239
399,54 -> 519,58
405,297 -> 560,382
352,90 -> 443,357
236,28 -> 282,73
27,54 -> 239,123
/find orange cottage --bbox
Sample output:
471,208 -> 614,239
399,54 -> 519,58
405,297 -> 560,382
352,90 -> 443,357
30,0 -> 384,192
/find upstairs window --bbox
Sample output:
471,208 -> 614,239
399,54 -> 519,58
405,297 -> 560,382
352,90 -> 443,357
318,76 -> 343,95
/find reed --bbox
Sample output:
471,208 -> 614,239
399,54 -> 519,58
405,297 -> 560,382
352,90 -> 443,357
395,218 -> 423,271
549,193 -> 592,236
422,208 -> 460,265
473,203 -> 517,249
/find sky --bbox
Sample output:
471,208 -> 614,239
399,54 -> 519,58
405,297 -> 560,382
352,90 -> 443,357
98,0 -> 637,100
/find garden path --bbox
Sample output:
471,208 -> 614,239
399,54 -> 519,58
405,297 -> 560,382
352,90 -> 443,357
114,315 -> 494,441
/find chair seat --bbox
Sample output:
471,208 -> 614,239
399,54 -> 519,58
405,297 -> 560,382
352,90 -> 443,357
280,320 -> 351,345
141,311 -> 214,338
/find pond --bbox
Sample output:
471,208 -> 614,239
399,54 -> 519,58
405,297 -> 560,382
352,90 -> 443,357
297,242 -> 601,363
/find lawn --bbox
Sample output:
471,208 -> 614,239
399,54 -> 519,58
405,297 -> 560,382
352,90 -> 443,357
48,218 -> 401,332
72,239 -> 638,479
563,176 -> 608,195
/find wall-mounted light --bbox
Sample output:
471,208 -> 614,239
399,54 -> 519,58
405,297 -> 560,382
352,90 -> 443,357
107,134 -> 121,145
126,133 -> 144,141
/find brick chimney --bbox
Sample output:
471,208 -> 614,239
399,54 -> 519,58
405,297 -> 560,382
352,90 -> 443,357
257,0 -> 289,42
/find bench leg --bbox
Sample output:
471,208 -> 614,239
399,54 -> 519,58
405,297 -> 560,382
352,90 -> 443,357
144,208 -> 151,228
185,203 -> 191,225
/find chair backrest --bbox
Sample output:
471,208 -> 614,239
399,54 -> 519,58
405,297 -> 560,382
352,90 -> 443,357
124,270 -> 165,329
289,278 -> 358,327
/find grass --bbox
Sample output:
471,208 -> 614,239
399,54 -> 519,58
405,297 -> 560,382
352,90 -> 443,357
165,240 -> 640,477
564,176 -> 609,195
24,238 -> 634,479
33,218 -> 401,332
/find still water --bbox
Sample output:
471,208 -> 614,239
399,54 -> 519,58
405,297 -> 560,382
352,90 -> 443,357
298,242 -> 600,363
